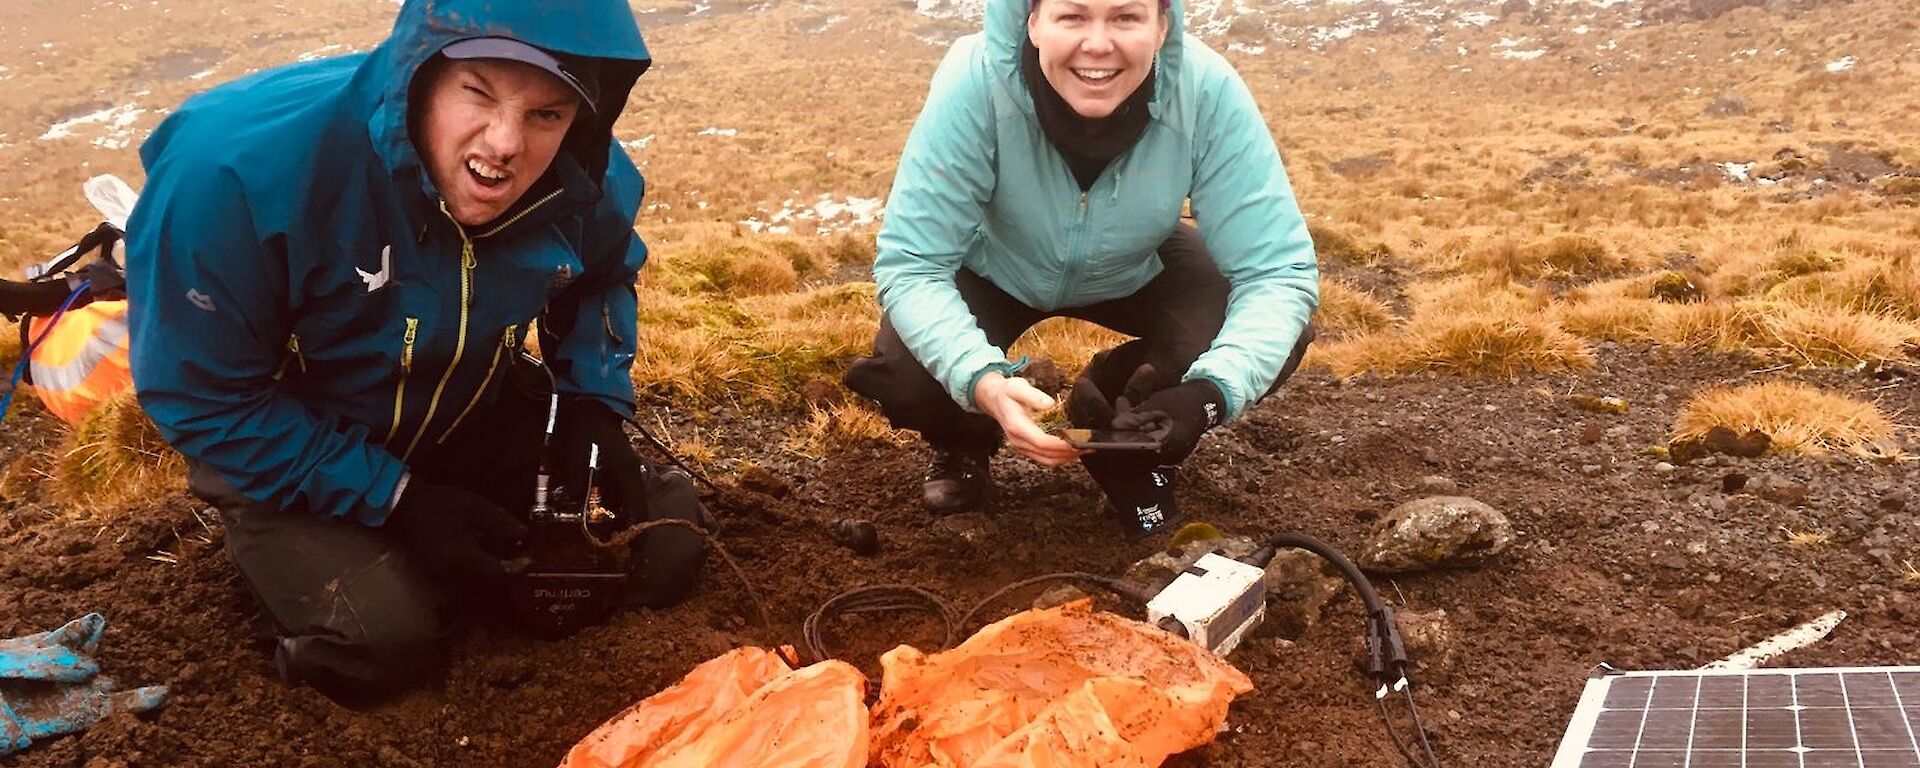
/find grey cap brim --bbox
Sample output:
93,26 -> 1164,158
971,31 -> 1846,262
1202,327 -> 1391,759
439,37 -> 598,115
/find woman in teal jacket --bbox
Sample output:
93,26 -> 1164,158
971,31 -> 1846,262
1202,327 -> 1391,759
845,0 -> 1318,538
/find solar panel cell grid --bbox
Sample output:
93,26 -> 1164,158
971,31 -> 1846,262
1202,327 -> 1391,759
1554,667 -> 1920,768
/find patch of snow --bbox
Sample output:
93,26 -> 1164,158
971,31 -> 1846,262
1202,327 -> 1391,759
697,127 -> 739,137
1454,11 -> 1496,28
1825,56 -> 1855,73
746,194 -> 885,234
809,14 -> 846,33
296,44 -> 345,62
41,104 -> 146,150
1494,37 -> 1546,60
623,134 -> 655,151
690,2 -> 710,15
1571,25 -> 1590,34
1226,42 -> 1267,55
1717,162 -> 1754,183
189,68 -> 217,80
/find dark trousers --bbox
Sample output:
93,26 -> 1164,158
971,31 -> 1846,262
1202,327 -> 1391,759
845,224 -> 1312,453
189,367 -> 549,701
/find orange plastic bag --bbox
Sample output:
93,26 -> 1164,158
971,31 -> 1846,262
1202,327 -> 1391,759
26,299 -> 132,425
869,599 -> 1254,768
560,647 -> 869,768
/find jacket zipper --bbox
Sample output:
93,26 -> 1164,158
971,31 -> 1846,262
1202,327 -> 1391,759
435,324 -> 516,446
396,191 -> 561,461
385,317 -> 419,444
271,334 -> 306,381
1053,191 -> 1091,307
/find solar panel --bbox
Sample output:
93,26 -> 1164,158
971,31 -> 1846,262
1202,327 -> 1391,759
1552,666 -> 1920,767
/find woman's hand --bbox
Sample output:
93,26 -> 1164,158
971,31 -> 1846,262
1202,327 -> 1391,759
974,371 -> 1084,467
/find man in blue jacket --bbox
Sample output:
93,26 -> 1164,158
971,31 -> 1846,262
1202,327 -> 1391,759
126,0 -> 704,699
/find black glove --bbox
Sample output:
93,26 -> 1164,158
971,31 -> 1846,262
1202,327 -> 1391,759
556,401 -> 709,608
384,482 -> 528,592
1065,340 -> 1157,429
1111,378 -> 1225,465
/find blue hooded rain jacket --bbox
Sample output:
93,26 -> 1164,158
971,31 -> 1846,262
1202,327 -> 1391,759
874,0 -> 1319,421
127,0 -> 652,525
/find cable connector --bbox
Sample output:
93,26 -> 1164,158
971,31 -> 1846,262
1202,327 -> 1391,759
1367,604 -> 1411,699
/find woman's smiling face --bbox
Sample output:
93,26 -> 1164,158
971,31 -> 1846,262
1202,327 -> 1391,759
1027,0 -> 1169,118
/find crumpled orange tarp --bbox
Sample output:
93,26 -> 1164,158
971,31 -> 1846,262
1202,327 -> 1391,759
559,647 -> 869,768
869,599 -> 1254,768
561,600 -> 1252,768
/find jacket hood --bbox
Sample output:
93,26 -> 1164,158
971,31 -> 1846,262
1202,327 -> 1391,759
983,0 -> 1187,117
363,0 -> 652,226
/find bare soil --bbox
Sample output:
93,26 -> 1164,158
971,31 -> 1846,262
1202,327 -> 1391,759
3,344 -> 1916,767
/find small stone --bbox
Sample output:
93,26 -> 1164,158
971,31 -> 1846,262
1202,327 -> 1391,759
1579,423 -> 1604,445
1414,475 -> 1459,495
1881,493 -> 1910,512
1033,584 -> 1093,609
797,375 -> 845,407
1703,426 -> 1771,458
1749,474 -> 1808,506
1654,462 -> 1676,474
1263,548 -> 1345,636
1359,496 -> 1515,573
1420,447 -> 1443,466
735,465 -> 791,498
829,519 -> 880,556
1568,394 -> 1630,414
1721,473 -> 1749,493
1580,464 -> 1603,477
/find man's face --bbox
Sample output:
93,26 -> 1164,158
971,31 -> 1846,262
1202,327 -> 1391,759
416,58 -> 581,227
1028,0 -> 1169,119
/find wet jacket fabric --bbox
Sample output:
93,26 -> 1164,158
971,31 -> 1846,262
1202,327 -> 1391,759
127,0 -> 652,524
872,0 -> 1318,421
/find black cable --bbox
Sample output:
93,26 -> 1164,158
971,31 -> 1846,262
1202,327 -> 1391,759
622,414 -> 718,492
802,584 -> 960,664
1250,532 -> 1439,768
956,572 -> 1152,636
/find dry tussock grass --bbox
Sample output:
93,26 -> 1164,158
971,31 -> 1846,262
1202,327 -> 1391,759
1674,381 -> 1897,456
1315,279 -> 1397,337
1007,318 -> 1129,375
50,391 -> 183,513
1,0 -> 1917,492
1313,312 -> 1593,379
783,402 -> 906,459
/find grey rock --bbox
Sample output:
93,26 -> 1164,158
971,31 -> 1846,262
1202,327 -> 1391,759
1654,462 -> 1677,474
1360,496 -> 1516,573
1033,584 -> 1094,610
1398,609 -> 1454,683
1702,93 -> 1748,117
1749,473 -> 1808,506
1415,475 -> 1460,495
1120,535 -> 1262,598
1263,548 -> 1346,636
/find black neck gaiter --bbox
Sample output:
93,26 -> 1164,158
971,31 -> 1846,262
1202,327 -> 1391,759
1021,39 -> 1155,191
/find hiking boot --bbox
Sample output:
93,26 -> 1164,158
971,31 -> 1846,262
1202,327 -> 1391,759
922,448 -> 991,514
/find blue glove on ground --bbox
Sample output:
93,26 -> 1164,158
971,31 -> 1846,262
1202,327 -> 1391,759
0,614 -> 169,755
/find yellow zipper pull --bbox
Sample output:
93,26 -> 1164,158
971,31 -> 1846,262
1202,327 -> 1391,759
503,323 -> 518,348
401,317 -> 419,371
463,240 -> 475,270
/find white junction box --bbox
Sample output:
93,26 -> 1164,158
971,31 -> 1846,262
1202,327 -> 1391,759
1147,552 -> 1267,656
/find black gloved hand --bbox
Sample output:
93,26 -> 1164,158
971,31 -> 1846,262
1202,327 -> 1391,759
1065,340 -> 1157,429
555,401 -> 709,608
384,482 -> 528,592
1111,378 -> 1226,465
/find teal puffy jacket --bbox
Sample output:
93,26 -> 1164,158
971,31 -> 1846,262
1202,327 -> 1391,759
127,0 -> 651,524
874,0 -> 1319,420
